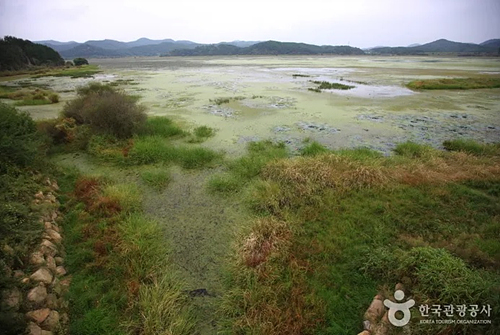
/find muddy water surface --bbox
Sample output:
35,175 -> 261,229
9,55 -> 500,155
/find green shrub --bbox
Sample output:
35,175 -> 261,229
0,103 -> 39,172
193,126 -> 215,138
63,83 -> 147,139
48,93 -> 59,103
73,57 -> 89,66
443,139 -> 500,156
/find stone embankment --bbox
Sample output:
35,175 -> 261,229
1,178 -> 69,335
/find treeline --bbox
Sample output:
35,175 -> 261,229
166,40 -> 365,56
0,36 -> 64,71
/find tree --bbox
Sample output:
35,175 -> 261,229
73,57 -> 89,66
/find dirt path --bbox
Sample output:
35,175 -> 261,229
142,166 -> 248,334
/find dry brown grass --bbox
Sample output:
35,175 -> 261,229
262,152 -> 500,197
241,217 -> 292,268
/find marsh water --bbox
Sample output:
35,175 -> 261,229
12,55 -> 500,156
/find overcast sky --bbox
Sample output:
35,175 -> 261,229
0,0 -> 499,48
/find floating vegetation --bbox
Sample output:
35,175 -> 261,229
292,74 -> 311,78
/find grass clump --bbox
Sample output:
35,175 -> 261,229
443,139 -> 500,156
138,116 -> 186,138
129,136 -> 219,169
300,141 -> 329,156
394,141 -> 435,158
208,141 -> 288,195
187,126 -> 216,143
407,77 -> 500,90
140,167 -> 171,190
309,80 -> 355,91
209,96 -> 244,105
63,83 -> 146,139
34,64 -> 101,79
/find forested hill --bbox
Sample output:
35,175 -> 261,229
167,40 -> 365,56
0,36 -> 64,71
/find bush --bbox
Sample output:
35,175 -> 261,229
48,93 -> 59,103
63,83 -> 147,139
73,57 -> 89,66
0,103 -> 39,172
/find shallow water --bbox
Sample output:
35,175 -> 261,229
9,55 -> 500,155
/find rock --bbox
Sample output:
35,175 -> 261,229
46,294 -> 58,309
13,270 -> 25,279
54,257 -> 64,266
363,320 -> 371,330
27,284 -> 47,304
50,211 -> 58,221
30,252 -> 46,266
46,256 -> 57,272
35,191 -> 44,199
51,224 -> 60,233
44,229 -> 62,244
59,277 -> 71,291
30,268 -> 53,285
1,287 -> 21,311
60,312 -> 69,325
46,193 -> 57,203
55,266 -> 67,277
28,321 -> 43,335
44,222 -> 52,230
357,331 -> 371,335
40,240 -> 57,257
41,310 -> 60,331
364,297 -> 385,323
26,308 -> 51,324
22,277 -> 30,284
395,283 -> 405,292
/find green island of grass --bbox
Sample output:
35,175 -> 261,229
407,77 -> 500,90
309,80 -> 355,92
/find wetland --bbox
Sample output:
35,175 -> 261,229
2,55 -> 499,335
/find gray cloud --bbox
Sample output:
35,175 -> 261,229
0,0 -> 498,47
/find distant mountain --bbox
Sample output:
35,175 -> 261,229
0,36 -> 64,71
224,40 -> 260,48
60,43 -> 122,58
480,39 -> 500,48
34,37 -> 500,59
168,40 -> 365,56
407,43 -> 421,47
370,39 -> 497,55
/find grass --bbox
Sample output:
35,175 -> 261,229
59,171 -> 194,335
208,141 -> 289,195
443,139 -> 500,156
138,116 -> 186,138
406,77 -> 500,90
222,139 -> 500,334
128,136 -> 220,169
187,126 -> 216,143
300,141 -> 330,156
0,85 -> 60,106
33,65 -> 101,79
309,80 -> 355,92
140,167 -> 171,191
